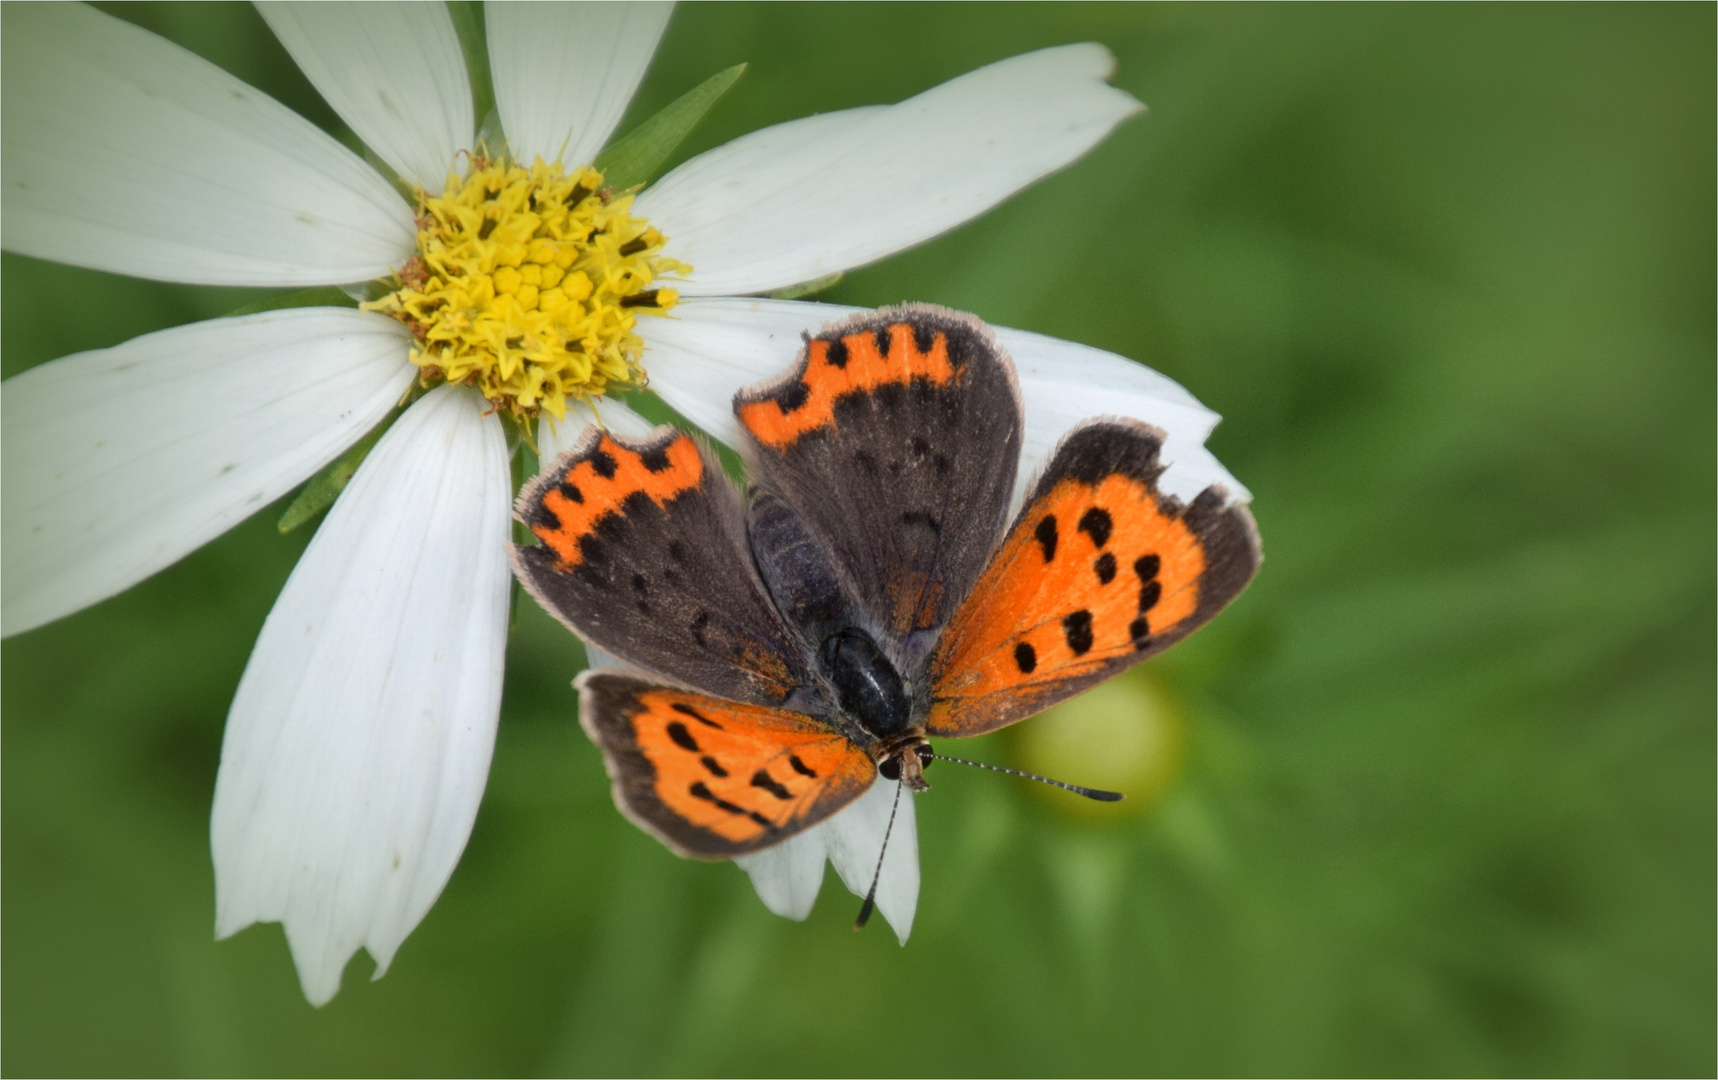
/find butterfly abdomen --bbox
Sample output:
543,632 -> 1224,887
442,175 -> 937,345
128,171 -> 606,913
747,487 -> 850,645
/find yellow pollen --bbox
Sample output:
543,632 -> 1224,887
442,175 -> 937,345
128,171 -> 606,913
363,157 -> 688,421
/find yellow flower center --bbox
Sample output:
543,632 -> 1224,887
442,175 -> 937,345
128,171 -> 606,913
363,156 -> 688,422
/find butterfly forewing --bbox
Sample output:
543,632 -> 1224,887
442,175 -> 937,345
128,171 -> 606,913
578,673 -> 878,858
926,420 -> 1261,737
734,305 -> 1022,645
513,427 -> 812,706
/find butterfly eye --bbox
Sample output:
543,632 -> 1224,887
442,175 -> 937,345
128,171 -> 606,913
915,743 -> 934,767
878,756 -> 902,781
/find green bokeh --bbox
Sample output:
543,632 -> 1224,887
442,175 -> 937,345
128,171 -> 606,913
4,3 -> 1712,1075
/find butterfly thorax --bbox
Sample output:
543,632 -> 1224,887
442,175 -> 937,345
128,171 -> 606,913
822,628 -> 911,735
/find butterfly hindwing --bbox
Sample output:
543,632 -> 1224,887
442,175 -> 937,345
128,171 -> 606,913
926,420 -> 1261,737
734,304 -> 1022,645
513,427 -> 812,706
578,672 -> 878,858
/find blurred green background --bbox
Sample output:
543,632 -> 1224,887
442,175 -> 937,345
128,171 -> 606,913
4,3 -> 1713,1076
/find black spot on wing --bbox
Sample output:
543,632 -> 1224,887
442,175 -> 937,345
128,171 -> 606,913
1035,515 -> 1058,562
1135,555 -> 1160,581
1129,617 -> 1152,648
588,449 -> 617,479
557,481 -> 584,504
751,769 -> 793,800
690,781 -> 772,827
1094,552 -> 1117,584
1014,642 -> 1038,674
776,380 -> 810,413
700,755 -> 728,777
671,701 -> 723,729
1138,581 -> 1162,613
525,499 -> 561,533
788,755 -> 818,778
639,445 -> 671,472
666,721 -> 699,752
1063,610 -> 1094,656
825,339 -> 849,369
1078,507 -> 1113,548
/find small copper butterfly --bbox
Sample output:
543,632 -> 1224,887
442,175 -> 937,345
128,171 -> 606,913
511,305 -> 1260,889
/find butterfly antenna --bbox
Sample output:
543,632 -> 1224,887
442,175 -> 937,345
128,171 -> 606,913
924,750 -> 1124,802
854,780 -> 905,932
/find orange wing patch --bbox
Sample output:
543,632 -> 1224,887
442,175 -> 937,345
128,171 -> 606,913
579,673 -> 877,858
927,422 -> 1260,738
528,429 -> 703,568
736,321 -> 957,451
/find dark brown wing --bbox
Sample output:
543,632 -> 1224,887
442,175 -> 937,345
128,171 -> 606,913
513,426 -> 812,705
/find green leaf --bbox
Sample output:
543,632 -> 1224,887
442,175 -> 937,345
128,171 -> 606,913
223,287 -> 358,319
475,108 -> 507,160
769,272 -> 844,300
510,427 -> 540,549
507,429 -> 539,633
276,408 -> 400,533
595,64 -> 747,190
446,0 -> 496,134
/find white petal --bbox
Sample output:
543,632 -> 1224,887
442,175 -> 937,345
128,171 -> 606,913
211,386 -> 512,1006
487,1 -> 673,170
735,829 -> 828,921
1,3 -> 413,286
256,2 -> 473,192
639,45 -> 1142,296
534,397 -> 660,466
1,309 -> 414,637
995,326 -> 1251,506
642,298 -> 1248,509
824,781 -> 920,944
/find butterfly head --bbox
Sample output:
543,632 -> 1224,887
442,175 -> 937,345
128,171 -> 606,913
875,738 -> 934,791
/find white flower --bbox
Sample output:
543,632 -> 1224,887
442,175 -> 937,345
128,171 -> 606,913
0,2 -> 1240,1002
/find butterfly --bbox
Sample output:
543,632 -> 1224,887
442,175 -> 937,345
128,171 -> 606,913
511,304 -> 1260,877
